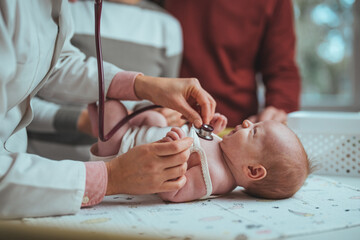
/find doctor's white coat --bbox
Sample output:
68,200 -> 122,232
0,0 -> 122,219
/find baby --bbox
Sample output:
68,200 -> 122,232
89,100 -> 310,202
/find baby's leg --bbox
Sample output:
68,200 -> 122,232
129,110 -> 167,127
94,100 -> 132,157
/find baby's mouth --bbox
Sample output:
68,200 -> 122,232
228,129 -> 237,136
228,126 -> 241,136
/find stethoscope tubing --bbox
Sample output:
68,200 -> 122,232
94,0 -> 160,142
94,0 -> 213,142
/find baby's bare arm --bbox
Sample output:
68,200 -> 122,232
158,165 -> 207,202
158,127 -> 207,202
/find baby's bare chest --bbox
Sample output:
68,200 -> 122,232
187,139 -> 230,192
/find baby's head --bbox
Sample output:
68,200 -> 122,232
220,120 -> 310,199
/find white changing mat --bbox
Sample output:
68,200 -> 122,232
24,175 -> 360,240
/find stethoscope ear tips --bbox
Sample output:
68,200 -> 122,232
196,124 -> 214,141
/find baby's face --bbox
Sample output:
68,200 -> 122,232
220,120 -> 299,182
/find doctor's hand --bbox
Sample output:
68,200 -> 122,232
105,137 -> 192,195
133,75 -> 216,128
247,106 -> 287,123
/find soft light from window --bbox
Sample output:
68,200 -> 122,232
317,30 -> 345,64
311,4 -> 339,27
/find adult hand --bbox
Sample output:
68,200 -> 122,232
133,75 -> 216,128
111,0 -> 141,4
105,137 -> 192,195
77,108 -> 98,137
247,106 -> 287,123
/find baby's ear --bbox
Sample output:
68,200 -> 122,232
243,164 -> 267,181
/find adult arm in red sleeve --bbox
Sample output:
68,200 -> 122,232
251,0 -> 301,123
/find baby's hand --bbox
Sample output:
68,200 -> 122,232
209,113 -> 228,134
161,127 -> 186,142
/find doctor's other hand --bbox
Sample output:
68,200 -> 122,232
111,0 -> 141,4
104,137 -> 192,195
247,106 -> 287,123
77,108 -> 98,137
133,75 -> 216,128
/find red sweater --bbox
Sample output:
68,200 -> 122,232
165,0 -> 300,127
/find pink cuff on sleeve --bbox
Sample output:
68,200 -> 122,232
107,71 -> 143,100
82,161 -> 108,207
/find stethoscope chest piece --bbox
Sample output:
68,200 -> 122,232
196,124 -> 214,141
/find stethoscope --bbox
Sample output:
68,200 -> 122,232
94,0 -> 213,142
